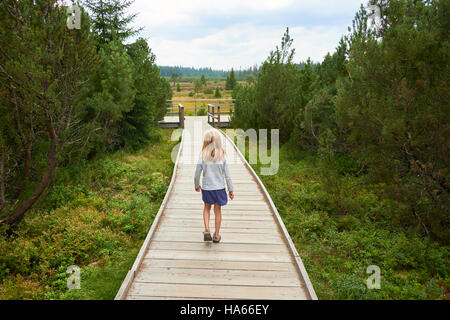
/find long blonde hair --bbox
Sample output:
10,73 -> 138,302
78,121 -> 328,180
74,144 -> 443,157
201,130 -> 225,162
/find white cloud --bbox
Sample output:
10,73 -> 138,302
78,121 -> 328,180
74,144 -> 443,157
126,0 -> 365,68
149,23 -> 346,69
131,0 -> 297,28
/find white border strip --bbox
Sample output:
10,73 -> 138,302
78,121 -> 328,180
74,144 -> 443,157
218,128 -> 318,300
114,129 -> 184,300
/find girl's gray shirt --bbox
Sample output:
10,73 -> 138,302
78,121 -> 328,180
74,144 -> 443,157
194,158 -> 233,192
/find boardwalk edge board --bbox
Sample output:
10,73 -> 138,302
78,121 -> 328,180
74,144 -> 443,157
218,128 -> 318,300
114,129 -> 185,300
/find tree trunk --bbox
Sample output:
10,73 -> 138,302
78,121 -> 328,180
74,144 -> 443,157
0,142 -> 6,208
12,142 -> 32,199
5,110 -> 57,225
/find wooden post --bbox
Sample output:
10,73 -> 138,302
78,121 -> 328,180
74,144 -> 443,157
212,105 -> 215,128
217,105 -> 221,128
208,104 -> 210,124
178,104 -> 184,128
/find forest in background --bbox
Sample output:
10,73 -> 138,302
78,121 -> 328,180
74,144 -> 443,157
159,65 -> 260,81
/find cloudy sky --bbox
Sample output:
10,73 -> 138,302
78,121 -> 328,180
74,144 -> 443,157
128,0 -> 367,69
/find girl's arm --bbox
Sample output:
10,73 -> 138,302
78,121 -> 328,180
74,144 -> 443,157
223,158 -> 233,193
194,159 -> 203,191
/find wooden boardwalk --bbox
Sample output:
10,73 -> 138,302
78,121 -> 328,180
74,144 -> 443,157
115,116 -> 317,300
158,115 -> 231,128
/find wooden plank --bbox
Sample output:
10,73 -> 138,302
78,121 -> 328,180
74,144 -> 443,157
159,214 -> 273,221
134,267 -> 301,287
170,194 -> 265,200
178,171 -> 250,175
164,200 -> 268,205
172,187 -> 260,192
165,204 -> 270,211
127,295 -> 228,300
149,241 -> 289,254
146,249 -> 291,262
166,206 -> 271,214
171,190 -> 261,195
141,258 -> 295,272
128,282 -> 307,300
152,231 -> 283,244
162,208 -> 272,216
171,189 -> 262,195
177,179 -> 256,184
175,182 -> 259,185
156,225 -> 279,235
160,218 -> 274,228
178,171 -> 253,175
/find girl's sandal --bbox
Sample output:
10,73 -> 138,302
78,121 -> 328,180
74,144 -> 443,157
203,230 -> 212,241
212,235 -> 221,243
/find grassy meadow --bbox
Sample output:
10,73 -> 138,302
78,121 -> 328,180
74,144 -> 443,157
0,129 -> 177,300
167,79 -> 241,116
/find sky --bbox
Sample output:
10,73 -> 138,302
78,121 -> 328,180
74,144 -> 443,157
127,0 -> 367,70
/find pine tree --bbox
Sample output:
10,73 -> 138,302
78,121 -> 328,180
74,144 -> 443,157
0,0 -> 98,225
335,0 -> 449,239
81,39 -> 136,148
83,0 -> 141,44
214,87 -> 222,98
118,38 -> 171,149
254,28 -> 301,141
225,68 -> 237,90
171,73 -> 179,87
194,79 -> 203,98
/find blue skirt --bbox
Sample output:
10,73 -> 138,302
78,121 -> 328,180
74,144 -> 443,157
201,188 -> 228,206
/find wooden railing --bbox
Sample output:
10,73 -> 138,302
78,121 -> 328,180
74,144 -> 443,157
162,103 -> 184,128
159,99 -> 234,128
178,104 -> 184,128
166,99 -> 234,117
207,103 -> 233,128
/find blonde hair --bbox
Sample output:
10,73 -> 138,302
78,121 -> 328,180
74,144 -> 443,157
201,130 -> 226,162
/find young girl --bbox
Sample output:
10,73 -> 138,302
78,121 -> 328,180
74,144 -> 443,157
194,130 -> 234,243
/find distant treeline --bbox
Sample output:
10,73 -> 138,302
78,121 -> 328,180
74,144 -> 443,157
159,65 -> 260,80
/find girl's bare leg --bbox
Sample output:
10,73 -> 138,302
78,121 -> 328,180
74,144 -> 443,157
213,204 -> 222,237
203,203 -> 212,232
